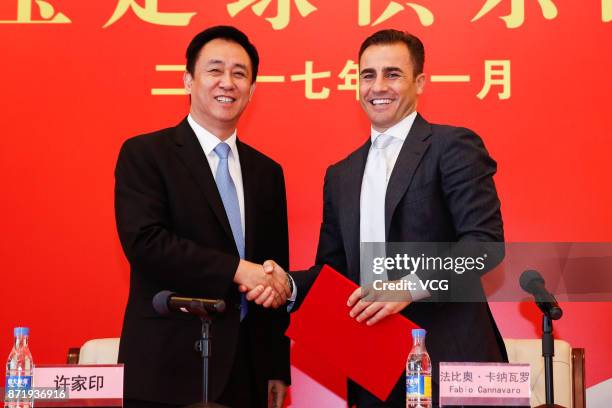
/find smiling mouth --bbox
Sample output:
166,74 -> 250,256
370,98 -> 393,106
215,96 -> 236,104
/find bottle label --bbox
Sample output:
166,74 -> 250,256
5,375 -> 33,390
406,374 -> 431,398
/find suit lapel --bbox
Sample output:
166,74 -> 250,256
170,119 -> 235,244
339,140 -> 370,283
384,114 -> 432,237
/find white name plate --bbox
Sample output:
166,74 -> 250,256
33,364 -> 123,407
439,362 -> 530,406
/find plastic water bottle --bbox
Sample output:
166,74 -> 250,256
406,328 -> 431,408
4,327 -> 34,408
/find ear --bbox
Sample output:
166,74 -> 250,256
415,73 -> 426,95
248,82 -> 256,101
184,71 -> 193,94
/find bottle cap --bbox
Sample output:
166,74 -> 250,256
14,327 -> 29,337
412,328 -> 426,338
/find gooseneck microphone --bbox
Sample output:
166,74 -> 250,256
519,270 -> 563,320
152,290 -> 226,318
152,291 -> 228,407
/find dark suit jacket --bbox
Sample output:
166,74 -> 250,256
114,118 -> 290,406
291,114 -> 507,405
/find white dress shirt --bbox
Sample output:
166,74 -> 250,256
360,112 -> 417,247
187,114 -> 245,237
188,115 -> 298,305
367,111 -> 418,179
360,111 -> 417,246
360,111 -> 429,300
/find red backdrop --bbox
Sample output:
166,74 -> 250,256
1,0 -> 611,404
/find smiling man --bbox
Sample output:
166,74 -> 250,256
246,29 -> 508,407
114,26 -> 291,408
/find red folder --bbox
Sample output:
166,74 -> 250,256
286,265 -> 420,400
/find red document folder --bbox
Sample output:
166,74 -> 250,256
286,265 -> 420,400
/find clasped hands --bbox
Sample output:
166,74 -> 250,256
235,260 -> 411,325
234,259 -> 291,308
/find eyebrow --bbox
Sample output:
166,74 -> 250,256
360,66 -> 405,76
206,59 -> 249,72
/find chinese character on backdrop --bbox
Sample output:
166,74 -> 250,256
227,0 -> 317,30
358,0 -> 433,26
471,0 -> 558,28
0,0 -> 71,24
477,60 -> 511,100
291,61 -> 331,99
338,60 -> 360,100
103,0 -> 196,28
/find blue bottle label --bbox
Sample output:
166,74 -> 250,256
406,374 -> 431,397
5,375 -> 33,390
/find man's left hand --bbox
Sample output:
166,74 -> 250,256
347,287 -> 411,326
268,380 -> 287,408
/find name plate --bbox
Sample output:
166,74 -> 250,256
33,364 -> 123,407
439,362 -> 530,407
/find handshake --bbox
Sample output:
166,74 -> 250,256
234,259 -> 292,308
233,260 -> 413,325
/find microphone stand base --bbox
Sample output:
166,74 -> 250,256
184,403 -> 229,408
534,404 -> 567,408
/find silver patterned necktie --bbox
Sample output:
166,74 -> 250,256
360,134 -> 395,285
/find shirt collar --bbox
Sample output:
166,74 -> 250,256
370,111 -> 418,144
187,114 -> 238,157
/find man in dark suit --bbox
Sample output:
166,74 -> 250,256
246,29 -> 507,407
115,26 -> 291,408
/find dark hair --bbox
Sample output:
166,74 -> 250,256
358,29 -> 425,76
186,25 -> 259,82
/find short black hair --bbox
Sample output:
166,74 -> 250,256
186,25 -> 259,82
358,29 -> 425,76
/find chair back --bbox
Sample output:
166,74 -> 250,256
504,338 -> 584,408
78,337 -> 120,364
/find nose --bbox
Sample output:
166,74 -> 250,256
219,70 -> 235,90
371,74 -> 388,93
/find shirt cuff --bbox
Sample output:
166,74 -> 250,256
403,273 -> 430,301
286,274 -> 297,312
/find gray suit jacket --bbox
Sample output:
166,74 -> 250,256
290,113 -> 507,405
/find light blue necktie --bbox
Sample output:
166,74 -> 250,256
213,143 -> 247,320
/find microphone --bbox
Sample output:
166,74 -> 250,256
519,270 -> 563,320
153,290 -> 226,318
